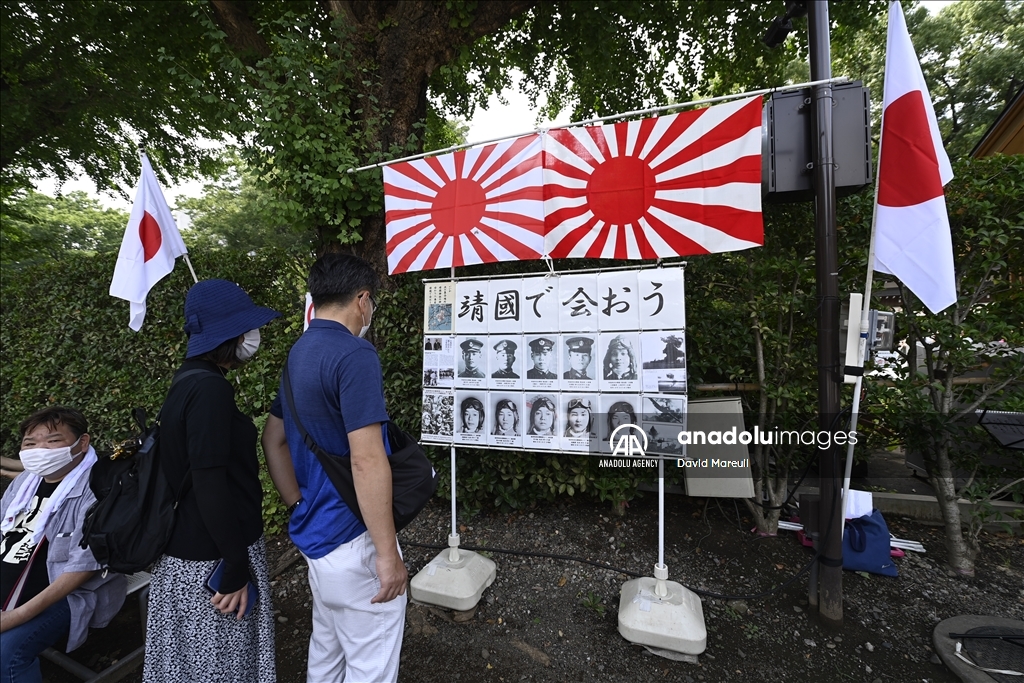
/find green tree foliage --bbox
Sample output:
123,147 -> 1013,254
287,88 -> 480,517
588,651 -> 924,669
832,0 -> 1024,158
868,155 -> 1024,574
0,1 -> 236,194
194,0 -> 886,264
0,190 -> 128,265
175,152 -> 316,254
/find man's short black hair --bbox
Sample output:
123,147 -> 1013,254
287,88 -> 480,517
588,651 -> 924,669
308,253 -> 379,309
20,406 -> 88,439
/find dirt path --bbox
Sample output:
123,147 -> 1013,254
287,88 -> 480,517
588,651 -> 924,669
42,494 -> 1023,682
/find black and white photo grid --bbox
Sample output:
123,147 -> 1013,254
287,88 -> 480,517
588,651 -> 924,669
420,266 -> 688,456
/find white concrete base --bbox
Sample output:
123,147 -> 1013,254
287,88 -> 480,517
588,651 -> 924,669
409,538 -> 496,611
617,575 -> 707,655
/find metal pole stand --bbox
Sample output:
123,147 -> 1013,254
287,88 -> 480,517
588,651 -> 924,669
617,457 -> 707,655
410,445 -> 496,610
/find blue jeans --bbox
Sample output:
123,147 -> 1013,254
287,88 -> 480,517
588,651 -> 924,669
0,597 -> 70,683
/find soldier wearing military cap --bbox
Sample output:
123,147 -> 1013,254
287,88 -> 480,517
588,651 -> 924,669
526,337 -> 556,379
563,336 -> 594,380
564,397 -> 594,437
491,339 -> 519,379
458,338 -> 485,378
602,334 -> 637,380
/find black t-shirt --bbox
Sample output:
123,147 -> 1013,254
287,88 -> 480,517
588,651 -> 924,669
1,479 -> 59,608
159,360 -> 263,593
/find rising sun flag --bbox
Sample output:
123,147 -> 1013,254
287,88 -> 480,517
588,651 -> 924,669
542,95 -> 764,259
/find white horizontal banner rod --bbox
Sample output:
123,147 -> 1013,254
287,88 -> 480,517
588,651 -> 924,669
348,77 -> 851,174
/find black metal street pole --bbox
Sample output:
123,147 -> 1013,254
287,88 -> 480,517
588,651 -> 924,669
807,0 -> 843,626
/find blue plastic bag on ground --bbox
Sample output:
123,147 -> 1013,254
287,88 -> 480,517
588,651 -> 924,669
843,508 -> 898,577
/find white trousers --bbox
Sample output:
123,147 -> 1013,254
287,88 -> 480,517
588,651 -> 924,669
304,531 -> 406,683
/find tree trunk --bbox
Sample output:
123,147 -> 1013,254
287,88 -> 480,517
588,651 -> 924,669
928,437 -> 976,576
211,0 -> 535,276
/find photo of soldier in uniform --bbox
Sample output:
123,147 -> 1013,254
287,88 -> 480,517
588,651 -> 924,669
599,395 -> 639,453
599,332 -> 640,392
563,397 -> 594,437
527,395 -> 557,436
602,335 -> 638,380
563,336 -> 594,379
524,394 -> 558,451
526,337 -> 557,379
489,337 -> 523,391
488,393 -> 524,449
492,398 -> 521,436
459,396 -> 485,433
458,339 -> 485,378
455,390 -> 487,445
561,395 -> 598,453
455,336 -> 487,389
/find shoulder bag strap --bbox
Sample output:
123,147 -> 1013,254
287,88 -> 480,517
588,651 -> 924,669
281,360 -> 335,461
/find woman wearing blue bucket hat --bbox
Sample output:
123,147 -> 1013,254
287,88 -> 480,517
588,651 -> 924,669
143,279 -> 280,683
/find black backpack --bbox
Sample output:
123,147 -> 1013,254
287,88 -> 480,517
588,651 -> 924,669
80,369 -> 212,573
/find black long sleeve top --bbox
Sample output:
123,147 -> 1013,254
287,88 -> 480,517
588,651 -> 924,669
159,359 -> 263,593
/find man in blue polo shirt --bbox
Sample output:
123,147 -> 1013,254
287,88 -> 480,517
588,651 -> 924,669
263,253 -> 406,683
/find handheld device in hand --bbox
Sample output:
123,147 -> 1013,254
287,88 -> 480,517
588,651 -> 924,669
204,559 -> 259,618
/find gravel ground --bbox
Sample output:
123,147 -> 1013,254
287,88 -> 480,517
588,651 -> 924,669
41,493 -> 1024,683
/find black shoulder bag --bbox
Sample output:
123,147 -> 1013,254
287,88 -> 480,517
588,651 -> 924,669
281,361 -> 438,531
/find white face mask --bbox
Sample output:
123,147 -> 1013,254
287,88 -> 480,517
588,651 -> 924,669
236,329 -> 260,361
20,437 -> 82,477
359,297 -> 374,339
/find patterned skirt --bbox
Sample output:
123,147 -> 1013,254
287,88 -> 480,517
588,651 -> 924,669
143,537 -> 277,682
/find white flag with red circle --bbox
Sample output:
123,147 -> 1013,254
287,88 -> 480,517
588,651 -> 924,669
109,153 -> 188,330
543,96 -> 763,259
384,135 -> 545,274
872,0 -> 955,314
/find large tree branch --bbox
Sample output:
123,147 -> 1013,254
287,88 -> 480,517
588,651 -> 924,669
209,0 -> 272,64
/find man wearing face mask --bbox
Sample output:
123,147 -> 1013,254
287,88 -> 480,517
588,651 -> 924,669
262,253 -> 407,683
0,406 -> 127,682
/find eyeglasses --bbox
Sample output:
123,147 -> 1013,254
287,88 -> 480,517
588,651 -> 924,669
366,292 -> 377,307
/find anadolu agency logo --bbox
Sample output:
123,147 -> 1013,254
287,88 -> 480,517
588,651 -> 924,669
609,423 -> 648,457
600,424 -> 659,469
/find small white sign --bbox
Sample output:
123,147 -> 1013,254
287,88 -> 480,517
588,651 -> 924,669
638,268 -> 685,330
557,272 -> 599,332
488,278 -> 524,334
521,276 -> 559,333
454,280 -> 489,334
596,271 -> 640,331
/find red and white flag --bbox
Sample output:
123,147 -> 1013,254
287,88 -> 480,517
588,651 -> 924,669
384,135 -> 545,274
873,0 -> 955,314
109,153 -> 188,330
543,96 -> 763,259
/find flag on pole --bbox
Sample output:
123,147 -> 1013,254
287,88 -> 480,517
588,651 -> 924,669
384,135 -> 545,274
109,152 -> 188,330
873,1 -> 956,314
543,96 -> 763,259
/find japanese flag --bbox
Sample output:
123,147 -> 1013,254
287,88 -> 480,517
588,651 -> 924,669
872,1 -> 956,314
109,153 -> 188,330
